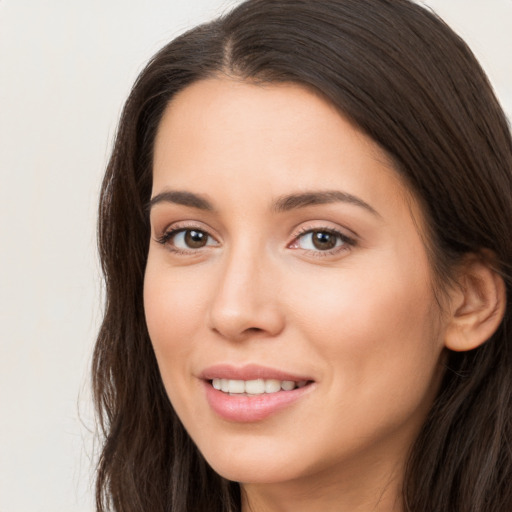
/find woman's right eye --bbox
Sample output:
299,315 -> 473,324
157,228 -> 219,251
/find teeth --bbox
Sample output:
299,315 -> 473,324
281,380 -> 295,391
211,378 -> 307,395
245,379 -> 265,394
264,379 -> 281,393
228,379 -> 245,394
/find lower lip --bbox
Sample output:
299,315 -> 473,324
203,381 -> 313,422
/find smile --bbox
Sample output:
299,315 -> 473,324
201,366 -> 315,422
211,378 -> 309,395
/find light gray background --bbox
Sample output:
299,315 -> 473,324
0,1 -> 510,511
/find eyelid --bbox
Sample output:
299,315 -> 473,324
290,221 -> 357,241
154,219 -> 219,239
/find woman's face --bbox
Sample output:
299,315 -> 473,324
144,78 -> 449,490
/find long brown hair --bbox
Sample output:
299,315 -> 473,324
93,1 -> 512,510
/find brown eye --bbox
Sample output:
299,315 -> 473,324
295,229 -> 347,252
162,228 -> 218,251
183,229 -> 208,248
311,230 -> 338,250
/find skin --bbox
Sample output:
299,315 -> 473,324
144,78 -> 454,512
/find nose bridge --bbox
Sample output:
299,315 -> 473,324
208,236 -> 283,340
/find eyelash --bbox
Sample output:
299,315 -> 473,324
155,224 -> 356,257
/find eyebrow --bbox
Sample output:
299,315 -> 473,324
148,190 -> 214,212
272,190 -> 380,216
148,189 -> 379,217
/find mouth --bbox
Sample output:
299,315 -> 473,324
209,378 -> 311,395
200,365 -> 315,422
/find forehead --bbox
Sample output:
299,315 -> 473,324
152,78 -> 421,224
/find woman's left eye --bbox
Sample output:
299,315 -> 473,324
292,229 -> 352,252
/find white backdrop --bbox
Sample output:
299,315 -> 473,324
0,1 -> 510,511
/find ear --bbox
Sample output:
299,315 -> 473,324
444,253 -> 506,352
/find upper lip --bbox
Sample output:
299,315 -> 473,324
199,364 -> 313,382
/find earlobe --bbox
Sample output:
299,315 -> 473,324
444,254 -> 506,352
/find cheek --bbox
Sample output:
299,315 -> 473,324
143,261 -> 206,367
286,263 -> 444,463
143,260 -> 213,426
291,247 -> 443,398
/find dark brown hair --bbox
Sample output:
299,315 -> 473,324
93,1 -> 512,510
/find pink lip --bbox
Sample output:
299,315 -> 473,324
199,364 -> 315,423
199,363 -> 312,382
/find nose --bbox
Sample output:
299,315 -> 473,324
208,246 -> 285,342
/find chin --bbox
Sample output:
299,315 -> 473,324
197,443 -> 302,484
200,437 -> 332,487
209,461 -> 299,485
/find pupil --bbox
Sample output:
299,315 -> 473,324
313,231 -> 336,250
185,230 -> 207,248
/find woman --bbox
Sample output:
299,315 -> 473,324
93,0 -> 512,510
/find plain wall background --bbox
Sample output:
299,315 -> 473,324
0,1 -> 510,511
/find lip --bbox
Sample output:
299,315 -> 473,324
199,363 -> 313,382
199,364 -> 315,422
